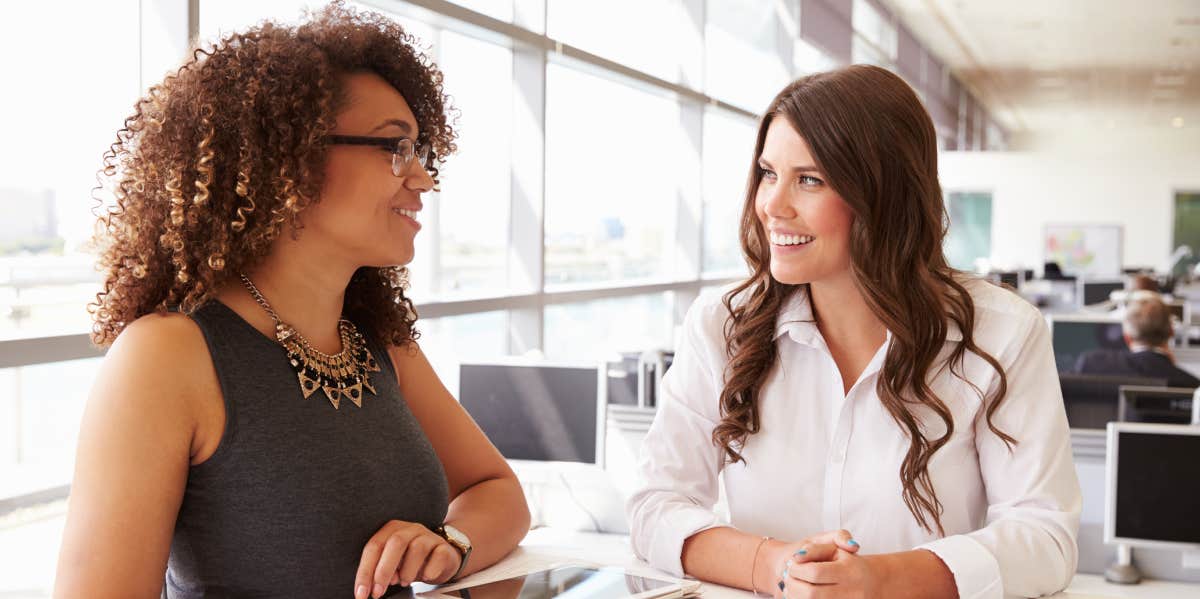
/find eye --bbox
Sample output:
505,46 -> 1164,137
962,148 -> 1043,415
798,175 -> 823,186
759,168 -> 777,182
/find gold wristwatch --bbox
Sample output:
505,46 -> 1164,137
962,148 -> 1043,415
436,524 -> 472,582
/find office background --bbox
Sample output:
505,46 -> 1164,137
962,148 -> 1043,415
0,0 -> 1198,596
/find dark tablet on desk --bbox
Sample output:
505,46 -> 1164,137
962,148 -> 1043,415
433,566 -> 696,599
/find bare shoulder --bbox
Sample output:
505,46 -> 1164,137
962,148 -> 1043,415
97,310 -> 222,460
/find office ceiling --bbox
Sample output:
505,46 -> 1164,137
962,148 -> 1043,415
883,0 -> 1200,134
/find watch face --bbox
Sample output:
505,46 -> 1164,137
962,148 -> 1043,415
444,524 -> 470,549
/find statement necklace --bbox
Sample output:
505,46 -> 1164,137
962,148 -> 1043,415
240,273 -> 381,409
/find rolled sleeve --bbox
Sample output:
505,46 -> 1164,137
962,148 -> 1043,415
626,299 -> 727,578
917,534 -> 1003,599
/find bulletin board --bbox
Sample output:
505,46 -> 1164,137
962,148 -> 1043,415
1043,224 -> 1123,278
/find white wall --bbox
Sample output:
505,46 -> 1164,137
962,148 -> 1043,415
938,127 -> 1200,273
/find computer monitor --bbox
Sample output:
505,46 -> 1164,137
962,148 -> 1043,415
459,361 -> 605,465
602,353 -> 641,406
1104,422 -> 1200,552
1081,280 -> 1124,306
600,350 -> 674,408
1058,374 -> 1166,430
1117,386 -> 1194,424
987,271 -> 1020,289
1049,317 -> 1127,373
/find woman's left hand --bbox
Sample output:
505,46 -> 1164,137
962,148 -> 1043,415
778,542 -> 884,599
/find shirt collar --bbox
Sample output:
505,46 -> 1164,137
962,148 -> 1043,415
774,289 -> 965,344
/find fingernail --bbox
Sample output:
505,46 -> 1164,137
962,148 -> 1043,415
778,581 -> 785,591
373,583 -> 385,598
781,567 -> 788,579
848,539 -> 859,547
793,549 -> 807,557
356,585 -> 368,599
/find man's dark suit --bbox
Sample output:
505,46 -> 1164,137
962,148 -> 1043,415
1074,348 -> 1200,388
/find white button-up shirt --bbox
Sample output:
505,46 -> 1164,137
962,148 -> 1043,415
627,278 -> 1081,599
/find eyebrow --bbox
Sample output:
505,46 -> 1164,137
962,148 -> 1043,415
757,158 -> 821,173
368,119 -> 414,135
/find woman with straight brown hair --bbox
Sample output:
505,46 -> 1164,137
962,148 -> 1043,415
628,65 -> 1080,599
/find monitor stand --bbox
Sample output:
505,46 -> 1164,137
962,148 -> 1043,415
1104,544 -> 1142,584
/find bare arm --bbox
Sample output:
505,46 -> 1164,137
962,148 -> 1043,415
389,343 -> 530,576
54,314 -> 214,599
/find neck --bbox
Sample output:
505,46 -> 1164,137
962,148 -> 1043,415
222,234 -> 359,353
808,271 -> 887,350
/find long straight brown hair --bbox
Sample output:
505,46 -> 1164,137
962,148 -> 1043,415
715,65 -> 1014,535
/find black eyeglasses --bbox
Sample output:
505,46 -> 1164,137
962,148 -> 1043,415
325,135 -> 432,177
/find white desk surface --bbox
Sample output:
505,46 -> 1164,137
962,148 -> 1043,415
443,528 -> 1199,599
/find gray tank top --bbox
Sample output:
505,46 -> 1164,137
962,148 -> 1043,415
165,301 -> 449,598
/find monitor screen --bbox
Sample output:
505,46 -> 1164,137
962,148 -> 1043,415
603,353 -> 641,406
459,363 -> 601,464
1118,386 -> 1193,424
1082,281 -> 1124,306
1051,320 -> 1126,372
995,272 -> 1020,288
1059,374 -> 1167,429
1109,425 -> 1200,546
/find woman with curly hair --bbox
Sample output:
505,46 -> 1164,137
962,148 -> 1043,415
54,4 -> 529,598
627,66 -> 1080,599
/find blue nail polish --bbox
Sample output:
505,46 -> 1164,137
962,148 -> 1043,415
848,539 -> 859,547
793,549 -> 807,557
778,581 -> 785,591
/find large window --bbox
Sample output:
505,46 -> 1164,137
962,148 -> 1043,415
546,0 -> 702,87
945,191 -> 994,271
851,0 -> 896,63
704,0 -> 791,113
543,293 -> 674,363
1172,191 -> 1200,276
435,31 -> 514,298
0,2 -> 141,340
544,64 -> 682,286
420,310 -> 509,398
702,109 -> 757,275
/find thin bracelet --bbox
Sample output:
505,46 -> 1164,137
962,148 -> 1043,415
750,535 -> 772,596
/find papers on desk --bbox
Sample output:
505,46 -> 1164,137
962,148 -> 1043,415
417,547 -> 702,599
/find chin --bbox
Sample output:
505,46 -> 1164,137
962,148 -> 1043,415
769,267 -> 810,286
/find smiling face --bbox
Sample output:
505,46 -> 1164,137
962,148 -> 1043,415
753,116 -> 856,286
304,71 -> 436,268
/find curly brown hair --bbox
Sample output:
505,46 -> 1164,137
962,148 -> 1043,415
88,1 -> 455,348
715,65 -> 1014,535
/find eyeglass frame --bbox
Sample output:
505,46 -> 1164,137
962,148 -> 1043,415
325,134 -> 433,177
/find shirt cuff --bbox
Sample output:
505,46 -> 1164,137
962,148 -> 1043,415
916,534 -> 1004,599
643,505 -> 723,578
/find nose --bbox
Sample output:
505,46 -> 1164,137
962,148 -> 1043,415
760,183 -> 795,219
401,159 -> 435,194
